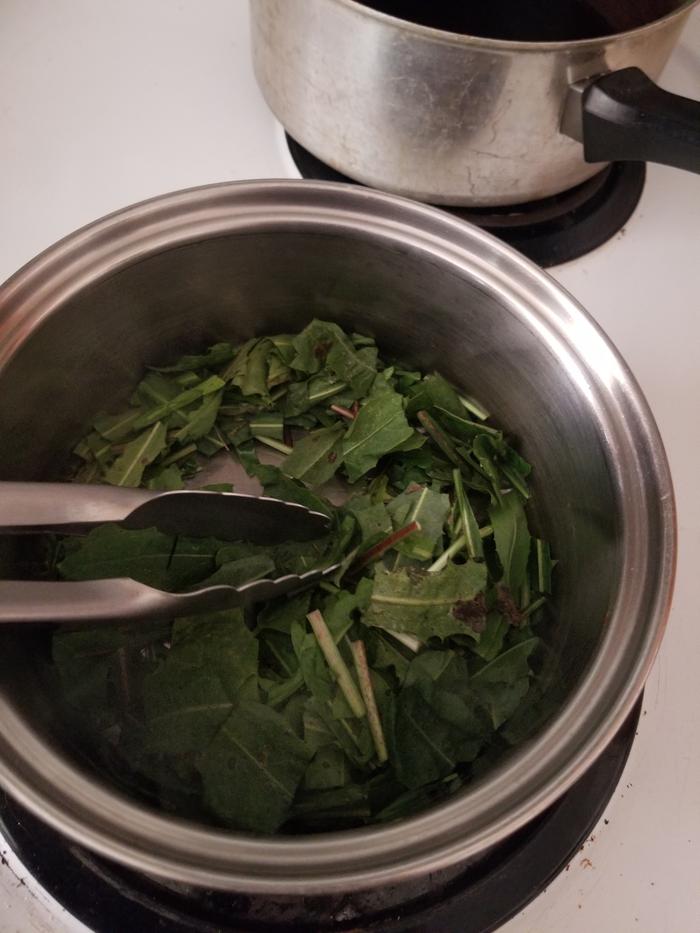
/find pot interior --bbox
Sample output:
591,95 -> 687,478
0,227 -> 620,826
358,0 -> 685,41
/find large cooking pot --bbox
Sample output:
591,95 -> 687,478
250,0 -> 700,205
0,181 -> 674,892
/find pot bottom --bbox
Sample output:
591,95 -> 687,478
286,135 -> 646,268
0,698 -> 641,933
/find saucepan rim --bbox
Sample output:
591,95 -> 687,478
336,0 -> 700,52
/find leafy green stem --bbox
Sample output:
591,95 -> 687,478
308,381 -> 347,403
521,596 -> 547,619
428,524 -> 493,574
256,436 -> 294,456
159,443 -> 198,467
416,410 -> 461,465
427,535 -> 467,573
458,393 -> 490,421
386,630 -> 422,652
307,610 -> 366,718
350,640 -> 388,763
452,468 -> 484,561
536,538 -> 552,594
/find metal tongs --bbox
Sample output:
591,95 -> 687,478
0,483 -> 338,624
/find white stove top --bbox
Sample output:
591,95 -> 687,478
1,2 -> 699,930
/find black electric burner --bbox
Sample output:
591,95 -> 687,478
0,698 -> 641,933
286,135 -> 646,267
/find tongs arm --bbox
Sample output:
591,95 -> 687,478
0,563 -> 340,624
0,482 -> 331,541
0,482 -> 153,535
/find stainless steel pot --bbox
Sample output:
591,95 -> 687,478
250,0 -> 700,205
0,181 -> 674,892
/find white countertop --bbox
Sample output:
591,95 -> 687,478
1,2 -> 699,931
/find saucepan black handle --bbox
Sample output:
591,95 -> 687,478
582,67 -> 700,174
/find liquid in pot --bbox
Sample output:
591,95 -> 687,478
358,0 -> 682,41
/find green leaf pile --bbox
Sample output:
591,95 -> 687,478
52,320 -> 557,834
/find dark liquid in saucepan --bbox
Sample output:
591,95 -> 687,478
358,0 -> 680,41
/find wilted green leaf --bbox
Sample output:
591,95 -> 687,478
152,342 -> 235,373
471,638 -> 539,728
405,373 -> 464,420
132,376 -> 225,431
171,391 -> 223,444
104,421 -> 168,487
345,495 -> 392,549
58,525 -> 217,590
222,338 -> 272,398
304,745 -> 351,790
363,561 -> 488,641
489,491 -> 531,594
291,320 -> 376,395
196,555 -> 276,589
146,463 -> 185,491
142,612 -> 259,755
198,701 -> 312,832
51,319 -> 554,836
282,424 -> 345,486
341,377 -> 412,482
257,592 -> 312,634
386,484 -> 450,561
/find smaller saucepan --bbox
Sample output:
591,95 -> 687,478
250,0 -> 700,206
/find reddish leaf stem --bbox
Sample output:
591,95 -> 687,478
307,610 -> 365,717
330,404 -> 357,421
350,640 -> 388,763
352,521 -> 421,572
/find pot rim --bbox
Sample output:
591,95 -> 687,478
338,0 -> 699,51
0,179 -> 676,893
